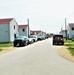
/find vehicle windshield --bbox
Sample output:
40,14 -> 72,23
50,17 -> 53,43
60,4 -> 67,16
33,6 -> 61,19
29,35 -> 34,38
15,36 -> 26,40
54,35 -> 63,38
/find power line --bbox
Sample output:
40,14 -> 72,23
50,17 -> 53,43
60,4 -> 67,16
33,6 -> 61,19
66,11 -> 74,25
68,11 -> 74,19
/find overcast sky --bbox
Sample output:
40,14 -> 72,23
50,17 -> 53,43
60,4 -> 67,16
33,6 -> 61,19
0,0 -> 74,33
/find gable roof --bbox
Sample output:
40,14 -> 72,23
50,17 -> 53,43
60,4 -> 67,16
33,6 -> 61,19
69,23 -> 74,27
0,18 -> 14,23
18,25 -> 28,28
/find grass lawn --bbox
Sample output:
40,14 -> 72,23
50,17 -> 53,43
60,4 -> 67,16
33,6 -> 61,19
64,39 -> 74,56
0,42 -> 13,51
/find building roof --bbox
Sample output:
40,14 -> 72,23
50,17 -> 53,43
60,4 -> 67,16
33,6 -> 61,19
69,23 -> 74,27
18,25 -> 28,28
30,30 -> 42,35
0,18 -> 14,23
30,30 -> 41,33
30,30 -> 46,35
62,30 -> 67,32
59,30 -> 67,33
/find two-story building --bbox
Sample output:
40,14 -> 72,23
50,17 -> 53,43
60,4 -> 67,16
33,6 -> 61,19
0,18 -> 18,43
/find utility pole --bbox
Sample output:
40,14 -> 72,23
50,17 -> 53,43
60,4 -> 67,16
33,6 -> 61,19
27,19 -> 29,37
65,18 -> 67,40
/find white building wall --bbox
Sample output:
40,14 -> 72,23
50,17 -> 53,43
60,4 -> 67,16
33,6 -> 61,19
63,32 -> 66,37
67,24 -> 70,39
69,27 -> 74,39
71,28 -> 74,37
26,27 -> 28,37
59,32 -> 62,35
42,32 -> 46,37
37,31 -> 45,38
60,32 -> 66,38
37,32 -> 42,36
10,19 -> 19,42
0,24 -> 9,42
19,27 -> 28,37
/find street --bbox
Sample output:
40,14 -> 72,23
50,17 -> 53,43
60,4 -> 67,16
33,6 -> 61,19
0,38 -> 74,75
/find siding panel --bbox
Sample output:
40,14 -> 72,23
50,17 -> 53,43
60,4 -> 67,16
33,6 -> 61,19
0,24 -> 9,42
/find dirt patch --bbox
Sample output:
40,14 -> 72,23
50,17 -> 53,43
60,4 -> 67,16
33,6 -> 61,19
0,47 -> 17,54
56,46 -> 74,62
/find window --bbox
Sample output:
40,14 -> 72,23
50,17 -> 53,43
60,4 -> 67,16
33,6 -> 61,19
72,27 -> 74,30
22,29 -> 25,32
14,25 -> 15,29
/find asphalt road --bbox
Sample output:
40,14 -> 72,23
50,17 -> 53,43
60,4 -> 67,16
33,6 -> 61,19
0,38 -> 74,75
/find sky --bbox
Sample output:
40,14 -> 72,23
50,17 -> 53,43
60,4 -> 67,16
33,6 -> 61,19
0,0 -> 74,34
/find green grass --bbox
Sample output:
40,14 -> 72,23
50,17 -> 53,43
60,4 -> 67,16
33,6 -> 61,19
0,42 -> 13,47
64,39 -> 74,56
0,42 -> 13,51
